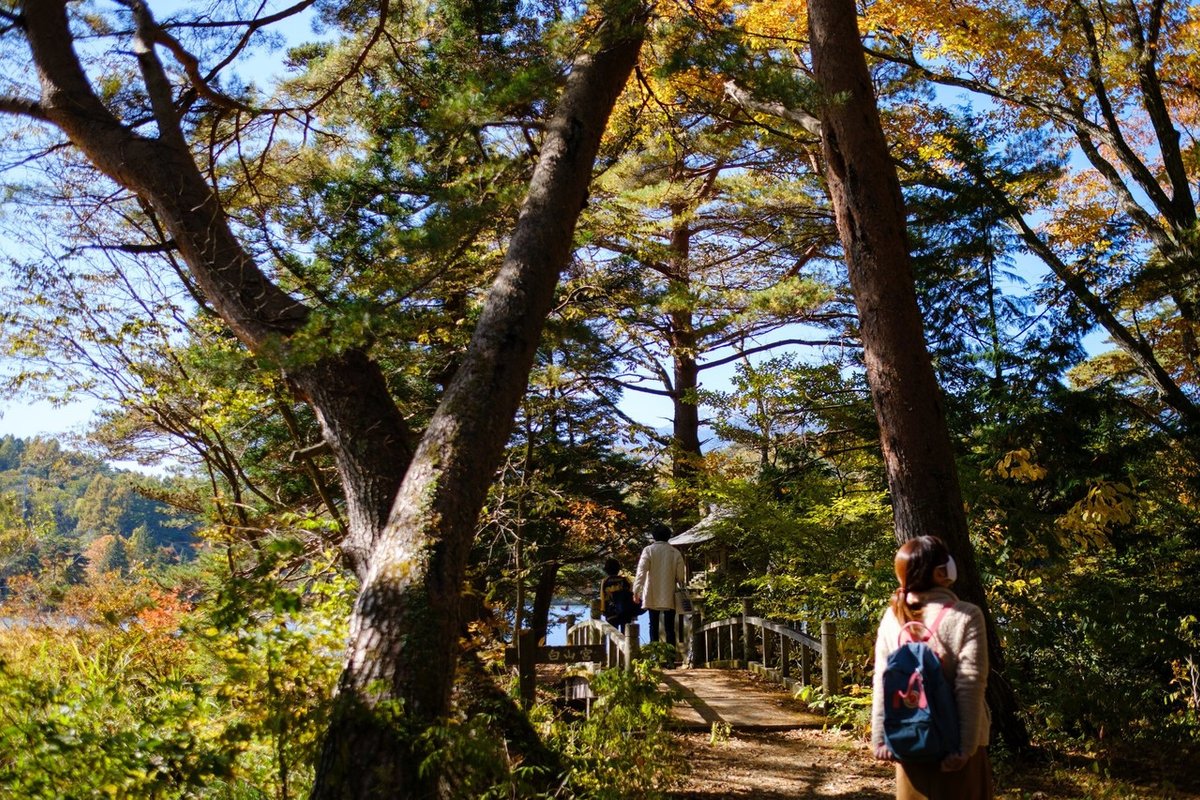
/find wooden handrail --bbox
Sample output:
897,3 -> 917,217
696,615 -> 821,650
565,617 -> 640,670
692,610 -> 839,695
563,605 -> 841,695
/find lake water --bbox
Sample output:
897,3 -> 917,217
544,602 -> 661,646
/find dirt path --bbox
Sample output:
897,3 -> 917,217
662,666 -> 892,798
651,666 -> 1200,799
666,726 -> 1200,800
667,727 -> 893,800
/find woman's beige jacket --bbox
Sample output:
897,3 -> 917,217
870,587 -> 991,757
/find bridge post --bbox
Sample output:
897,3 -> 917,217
518,628 -> 536,709
821,620 -> 841,695
742,599 -> 754,665
565,614 -> 576,645
780,633 -> 791,680
801,641 -> 812,686
691,610 -> 705,667
589,600 -> 601,645
625,622 -> 640,670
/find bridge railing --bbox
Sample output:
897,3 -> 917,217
692,600 -> 842,695
564,613 -> 640,671
561,599 -> 842,695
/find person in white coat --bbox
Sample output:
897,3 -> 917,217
633,523 -> 686,649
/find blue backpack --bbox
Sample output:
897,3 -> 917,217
601,576 -> 642,626
882,604 -> 960,763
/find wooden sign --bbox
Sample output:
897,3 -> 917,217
505,643 -> 606,666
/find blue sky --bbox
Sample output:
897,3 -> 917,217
0,398 -> 99,441
0,373 -> 670,441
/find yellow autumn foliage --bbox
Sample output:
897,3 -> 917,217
992,447 -> 1048,483
1056,480 -> 1137,549
738,0 -> 808,48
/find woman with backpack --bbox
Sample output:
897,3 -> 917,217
871,535 -> 993,799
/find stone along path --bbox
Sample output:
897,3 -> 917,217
662,668 -> 893,799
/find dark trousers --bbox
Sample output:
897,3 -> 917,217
648,608 -> 677,645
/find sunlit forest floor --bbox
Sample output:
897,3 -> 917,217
993,742 -> 1200,800
666,728 -> 1200,799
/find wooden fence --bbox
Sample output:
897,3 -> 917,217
564,614 -> 640,670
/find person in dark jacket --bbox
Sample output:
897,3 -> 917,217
599,557 -> 637,631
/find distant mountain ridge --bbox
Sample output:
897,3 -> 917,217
0,435 -> 199,593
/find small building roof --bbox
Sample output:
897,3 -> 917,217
669,509 -> 734,547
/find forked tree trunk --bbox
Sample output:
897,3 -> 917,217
807,0 -> 1030,752
309,10 -> 647,797
16,1 -> 646,794
21,1 -> 415,582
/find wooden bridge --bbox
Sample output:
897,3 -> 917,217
559,601 -> 842,730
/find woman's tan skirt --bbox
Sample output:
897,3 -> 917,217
895,748 -> 993,800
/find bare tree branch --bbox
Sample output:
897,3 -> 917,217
0,96 -> 50,122
64,240 -> 178,256
723,79 -> 822,136
195,0 -> 319,78
138,8 -> 254,112
698,337 -> 860,371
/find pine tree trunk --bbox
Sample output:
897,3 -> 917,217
807,0 -> 1030,753
309,11 -> 647,797
19,1 -> 645,792
668,209 -> 702,530
670,311 -> 702,529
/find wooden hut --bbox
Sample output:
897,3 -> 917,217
669,508 -> 733,590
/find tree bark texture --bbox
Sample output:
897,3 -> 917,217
806,0 -> 1029,751
309,9 -> 647,797
668,208 -> 702,530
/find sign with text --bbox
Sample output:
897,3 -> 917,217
505,643 -> 606,666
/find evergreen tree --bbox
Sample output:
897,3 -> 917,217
92,535 -> 129,576
127,524 -> 156,567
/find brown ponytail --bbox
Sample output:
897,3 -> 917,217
890,535 -> 951,625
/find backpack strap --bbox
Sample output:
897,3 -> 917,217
927,602 -> 954,636
897,602 -> 956,650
